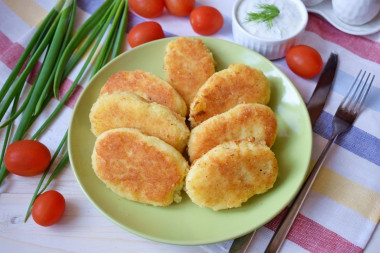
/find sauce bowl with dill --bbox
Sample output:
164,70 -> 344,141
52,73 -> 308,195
232,0 -> 308,60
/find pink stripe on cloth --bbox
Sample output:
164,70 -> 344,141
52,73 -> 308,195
306,14 -> 380,64
0,31 -> 41,84
0,31 -> 13,55
26,61 -> 41,84
58,78 -> 83,109
0,31 -> 82,109
0,31 -> 25,70
265,208 -> 363,253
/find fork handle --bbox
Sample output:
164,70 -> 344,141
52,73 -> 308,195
265,133 -> 339,253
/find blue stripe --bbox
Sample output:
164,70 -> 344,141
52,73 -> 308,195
313,111 -> 380,166
332,70 -> 380,113
276,61 -> 380,113
77,0 -> 104,14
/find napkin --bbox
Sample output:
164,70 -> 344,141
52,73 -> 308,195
0,1 -> 379,252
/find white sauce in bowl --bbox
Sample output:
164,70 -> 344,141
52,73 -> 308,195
237,0 -> 305,40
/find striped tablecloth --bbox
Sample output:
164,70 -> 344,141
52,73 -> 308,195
0,1 -> 379,252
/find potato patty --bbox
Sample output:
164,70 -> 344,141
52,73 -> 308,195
164,37 -> 215,107
92,128 -> 189,206
100,70 -> 187,117
186,139 -> 278,211
189,63 -> 270,127
89,92 -> 189,152
188,103 -> 277,163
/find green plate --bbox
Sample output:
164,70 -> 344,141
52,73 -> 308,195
68,37 -> 312,245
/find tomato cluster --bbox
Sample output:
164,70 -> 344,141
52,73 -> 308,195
128,0 -> 224,48
4,140 -> 66,226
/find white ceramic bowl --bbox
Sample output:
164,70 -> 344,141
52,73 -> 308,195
301,0 -> 324,7
332,0 -> 380,26
232,0 -> 308,60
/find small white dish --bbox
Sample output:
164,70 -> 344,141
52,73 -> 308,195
307,0 -> 380,35
301,0 -> 324,7
232,0 -> 308,60
332,0 -> 380,26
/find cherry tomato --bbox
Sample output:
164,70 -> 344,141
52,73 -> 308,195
129,0 -> 165,18
128,21 -> 165,48
190,6 -> 224,35
164,0 -> 195,17
286,45 -> 323,79
32,191 -> 65,227
4,140 -> 51,177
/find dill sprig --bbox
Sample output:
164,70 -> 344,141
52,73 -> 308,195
246,4 -> 280,29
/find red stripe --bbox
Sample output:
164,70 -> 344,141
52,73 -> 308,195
306,14 -> 380,64
265,208 -> 363,253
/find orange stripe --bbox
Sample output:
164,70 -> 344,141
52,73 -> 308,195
311,163 -> 380,222
3,0 -> 47,27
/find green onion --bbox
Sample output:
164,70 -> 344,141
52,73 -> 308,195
92,0 -> 124,76
34,0 -> 77,115
22,0 -> 128,221
53,0 -> 114,98
0,0 -> 64,104
112,1 -> 128,59
246,4 -> 280,29
0,0 -> 128,220
0,17 -> 60,122
0,78 -> 37,128
0,0 -> 72,185
29,2 -> 118,140
0,89 -> 21,167
11,4 -> 69,135
24,131 -> 68,222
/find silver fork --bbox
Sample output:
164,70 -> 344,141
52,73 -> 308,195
265,70 -> 375,253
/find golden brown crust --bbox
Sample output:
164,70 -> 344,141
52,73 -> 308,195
186,139 -> 278,211
92,128 -> 189,206
189,63 -> 271,127
100,70 -> 187,117
164,37 -> 216,107
188,103 -> 277,163
89,92 -> 190,152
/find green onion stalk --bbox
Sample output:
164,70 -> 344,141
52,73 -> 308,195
0,0 -> 65,177
23,0 -> 128,221
0,0 -> 64,104
0,0 -> 128,195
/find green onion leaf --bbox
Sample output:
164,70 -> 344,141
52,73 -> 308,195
0,0 -> 63,104
24,131 -> 68,222
53,0 -> 114,98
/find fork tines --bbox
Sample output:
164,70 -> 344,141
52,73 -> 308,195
340,70 -> 375,114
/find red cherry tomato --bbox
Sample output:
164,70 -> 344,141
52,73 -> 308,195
286,45 -> 323,79
128,21 -> 165,48
129,0 -> 165,18
164,0 -> 195,16
190,6 -> 224,35
4,140 -> 51,177
32,191 -> 65,227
